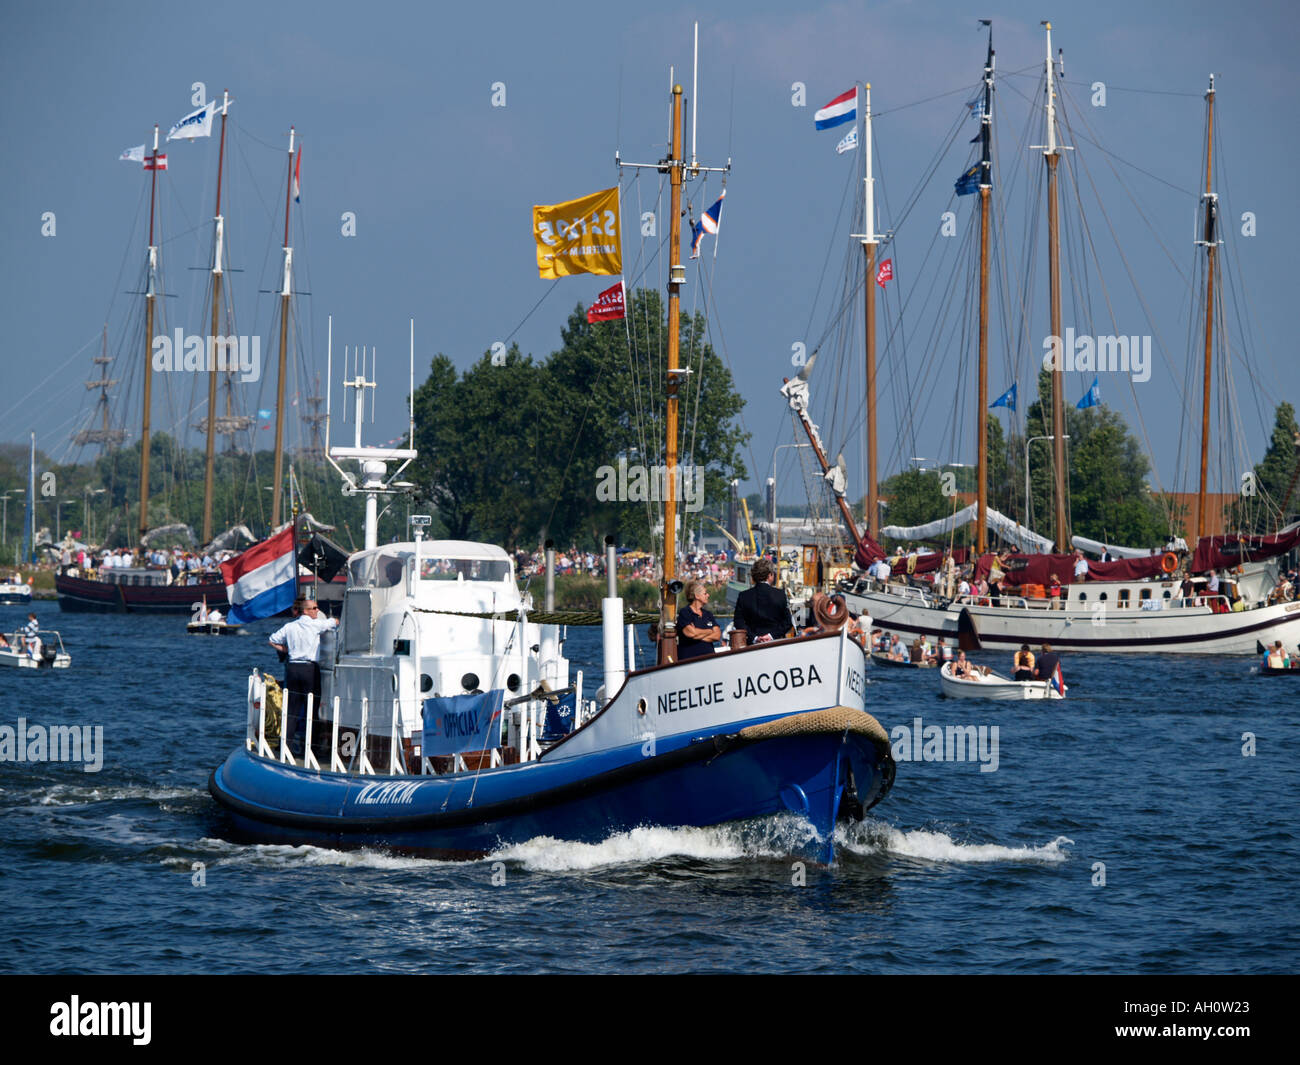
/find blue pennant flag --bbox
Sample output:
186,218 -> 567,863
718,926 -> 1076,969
990,382 -> 1017,411
1076,378 -> 1101,409
955,163 -> 980,196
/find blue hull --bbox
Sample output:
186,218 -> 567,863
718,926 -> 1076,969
209,717 -> 893,864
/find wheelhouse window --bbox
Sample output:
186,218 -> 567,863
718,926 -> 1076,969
419,557 -> 512,582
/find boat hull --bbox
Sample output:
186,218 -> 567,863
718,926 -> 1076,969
210,712 -> 892,862
55,573 -> 227,614
938,662 -> 1060,700
848,588 -> 1300,654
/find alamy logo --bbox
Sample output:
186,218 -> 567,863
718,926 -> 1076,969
50,997 -> 151,1045
595,457 -> 705,513
889,716 -> 999,772
0,718 -> 103,772
1042,327 -> 1150,383
151,328 -> 261,382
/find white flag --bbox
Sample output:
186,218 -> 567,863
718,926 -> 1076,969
119,144 -> 145,163
835,127 -> 858,155
167,100 -> 215,141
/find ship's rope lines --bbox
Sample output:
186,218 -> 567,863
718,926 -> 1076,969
623,171 -> 659,541
695,226 -> 763,524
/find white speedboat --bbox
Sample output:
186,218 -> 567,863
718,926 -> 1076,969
0,629 -> 71,669
939,661 -> 1062,700
0,574 -> 33,606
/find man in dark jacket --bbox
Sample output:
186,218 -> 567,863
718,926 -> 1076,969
1034,643 -> 1062,686
734,558 -> 794,644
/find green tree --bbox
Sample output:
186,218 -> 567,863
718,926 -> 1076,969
1228,402 -> 1299,533
879,468 -> 947,541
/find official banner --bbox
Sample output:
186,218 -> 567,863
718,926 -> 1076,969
586,281 -> 626,322
421,690 -> 505,757
533,187 -> 622,279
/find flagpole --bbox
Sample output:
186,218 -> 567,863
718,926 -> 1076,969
975,25 -> 994,556
1196,74 -> 1216,540
138,124 -> 161,550
854,83 -> 879,544
202,90 -> 231,546
270,126 -> 295,531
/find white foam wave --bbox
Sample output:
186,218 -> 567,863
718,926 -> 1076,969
34,784 -> 197,807
490,817 -> 818,871
838,822 -> 1073,864
194,837 -> 451,871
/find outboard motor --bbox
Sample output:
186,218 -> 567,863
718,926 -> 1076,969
40,645 -> 57,668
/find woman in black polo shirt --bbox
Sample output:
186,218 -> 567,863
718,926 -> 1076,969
676,580 -> 721,660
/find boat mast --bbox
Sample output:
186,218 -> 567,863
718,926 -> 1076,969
662,84 -> 685,658
1196,75 -> 1217,539
138,124 -> 161,548
270,126 -> 296,531
855,84 -> 880,543
202,90 -> 232,545
975,25 -> 994,556
1041,23 -> 1069,553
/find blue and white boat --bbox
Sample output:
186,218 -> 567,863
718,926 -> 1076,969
208,382 -> 893,863
209,67 -> 894,863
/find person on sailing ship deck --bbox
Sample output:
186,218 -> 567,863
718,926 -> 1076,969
268,597 -> 338,759
676,580 -> 721,659
734,558 -> 794,645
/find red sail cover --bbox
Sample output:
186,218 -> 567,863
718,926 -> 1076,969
586,281 -> 626,322
1192,526 -> 1300,573
974,552 -> 1168,586
853,535 -> 887,569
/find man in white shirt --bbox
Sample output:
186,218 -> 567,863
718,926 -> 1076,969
1072,550 -> 1089,581
269,597 -> 338,758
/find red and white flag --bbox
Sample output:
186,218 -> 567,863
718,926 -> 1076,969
293,147 -> 302,203
586,280 -> 626,323
876,258 -> 893,288
143,154 -> 168,171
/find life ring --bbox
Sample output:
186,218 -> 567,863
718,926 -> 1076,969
1160,552 -> 1177,573
812,591 -> 848,630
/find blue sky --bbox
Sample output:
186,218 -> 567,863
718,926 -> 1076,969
3,0 -> 1296,517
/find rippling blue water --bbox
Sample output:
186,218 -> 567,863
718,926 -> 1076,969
1,601 -> 1296,974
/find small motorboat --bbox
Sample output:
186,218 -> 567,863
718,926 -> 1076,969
870,651 -> 937,669
939,661 -> 1063,700
187,619 -> 246,636
0,629 -> 71,669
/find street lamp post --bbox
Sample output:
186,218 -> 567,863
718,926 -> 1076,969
84,487 -> 106,545
1024,435 -> 1069,541
0,491 -> 15,548
770,443 -> 813,550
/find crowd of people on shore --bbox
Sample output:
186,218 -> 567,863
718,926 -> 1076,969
512,547 -> 737,588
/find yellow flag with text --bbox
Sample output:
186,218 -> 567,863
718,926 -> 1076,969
533,187 -> 622,279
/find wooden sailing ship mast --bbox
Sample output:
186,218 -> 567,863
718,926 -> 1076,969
201,90 -> 233,545
270,127 -> 297,530
1195,75 -> 1218,539
137,125 -> 163,547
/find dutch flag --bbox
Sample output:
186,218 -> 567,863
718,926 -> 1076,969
220,525 -> 298,623
814,88 -> 857,131
1049,663 -> 1065,696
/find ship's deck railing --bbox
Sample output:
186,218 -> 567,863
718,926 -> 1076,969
244,670 -> 568,777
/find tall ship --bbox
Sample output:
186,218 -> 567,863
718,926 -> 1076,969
789,24 -> 1300,654
56,96 -> 318,613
